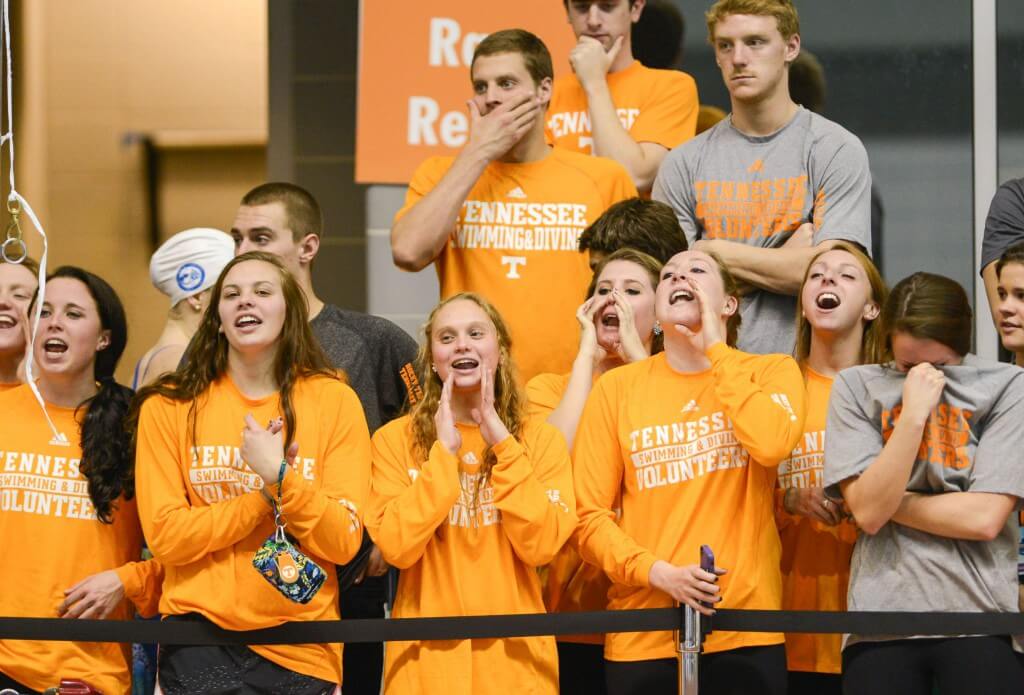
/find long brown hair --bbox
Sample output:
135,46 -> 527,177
129,251 -> 338,451
701,250 -> 743,347
794,241 -> 888,365
882,272 -> 972,358
409,293 -> 525,487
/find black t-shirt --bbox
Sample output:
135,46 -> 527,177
310,304 -> 420,434
981,178 -> 1024,271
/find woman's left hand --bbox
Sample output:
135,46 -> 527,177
241,413 -> 285,485
472,367 -> 511,447
673,279 -> 724,351
610,289 -> 649,363
59,570 -> 125,619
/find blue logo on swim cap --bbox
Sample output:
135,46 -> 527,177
176,263 -> 205,292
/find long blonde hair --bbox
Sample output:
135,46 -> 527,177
794,241 -> 888,364
409,293 -> 525,485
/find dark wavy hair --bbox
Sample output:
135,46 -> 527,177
129,251 -> 339,453
32,266 -> 133,524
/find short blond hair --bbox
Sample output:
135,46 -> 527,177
706,0 -> 800,42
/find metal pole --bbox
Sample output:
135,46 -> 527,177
677,604 -> 703,695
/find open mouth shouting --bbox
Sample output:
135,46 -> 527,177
0,313 -> 17,330
451,357 -> 480,374
815,292 -> 841,310
669,288 -> 695,305
600,310 -> 620,328
43,337 -> 68,356
233,314 -> 263,332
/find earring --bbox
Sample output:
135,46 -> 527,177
431,364 -> 438,373
653,321 -> 663,336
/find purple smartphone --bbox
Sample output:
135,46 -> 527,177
700,545 -> 715,608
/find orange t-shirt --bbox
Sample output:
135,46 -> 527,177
573,344 -> 805,661
0,384 -> 163,695
367,416 -> 577,695
526,371 -> 610,646
135,374 -> 371,685
546,61 -> 698,155
775,367 -> 856,674
394,148 -> 637,382
0,381 -> 20,393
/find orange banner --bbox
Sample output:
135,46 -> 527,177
356,1 -> 576,184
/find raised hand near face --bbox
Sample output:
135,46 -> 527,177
471,366 -> 511,447
673,279 -> 725,352
435,372 -> 462,455
465,94 -> 542,163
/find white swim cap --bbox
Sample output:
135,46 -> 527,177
149,228 -> 234,305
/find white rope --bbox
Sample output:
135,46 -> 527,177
1,0 -> 67,445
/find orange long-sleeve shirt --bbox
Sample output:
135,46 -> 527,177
573,344 -> 805,661
525,371 -> 610,646
134,374 -> 370,684
0,384 -> 163,695
775,368 -> 856,674
367,415 -> 577,694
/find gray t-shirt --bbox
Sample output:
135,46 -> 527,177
311,304 -> 420,434
653,108 -> 872,355
980,177 -> 1024,272
824,355 -> 1024,645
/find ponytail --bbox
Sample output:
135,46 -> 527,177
44,267 -> 133,524
79,379 -> 135,523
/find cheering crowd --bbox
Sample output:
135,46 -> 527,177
0,1 -> 1022,694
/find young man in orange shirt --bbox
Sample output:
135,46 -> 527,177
547,0 -> 699,193
653,0 -> 872,356
392,29 -> 637,383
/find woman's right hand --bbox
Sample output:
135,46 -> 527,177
648,559 -> 726,616
435,372 -> 462,455
901,363 -> 945,426
576,296 -> 606,365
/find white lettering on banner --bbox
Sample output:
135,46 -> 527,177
501,255 -> 526,278
428,18 -> 486,68
408,97 -> 468,147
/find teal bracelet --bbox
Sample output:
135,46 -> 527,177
276,460 -> 288,501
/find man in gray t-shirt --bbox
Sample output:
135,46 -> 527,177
823,355 -> 1024,645
980,178 -> 1024,331
652,4 -> 871,355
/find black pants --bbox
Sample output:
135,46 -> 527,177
0,670 -> 40,695
788,670 -> 841,695
557,641 -> 607,695
605,644 -> 787,695
339,575 -> 386,695
158,615 -> 335,695
842,636 -> 1024,695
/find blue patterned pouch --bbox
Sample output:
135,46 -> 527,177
253,466 -> 326,604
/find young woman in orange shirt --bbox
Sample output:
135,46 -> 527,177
777,241 -> 887,695
367,292 -> 577,695
0,266 -> 161,694
574,249 -> 806,695
526,247 -> 661,695
132,251 -> 371,694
